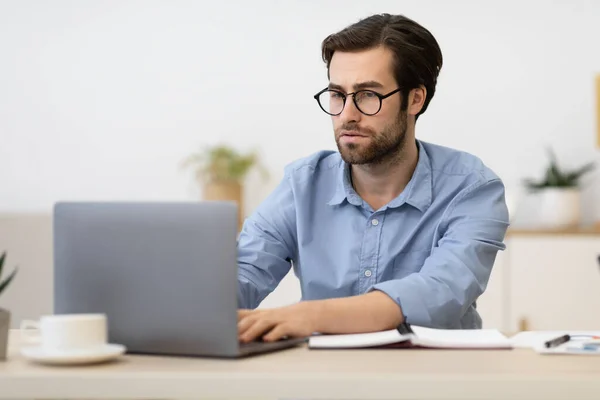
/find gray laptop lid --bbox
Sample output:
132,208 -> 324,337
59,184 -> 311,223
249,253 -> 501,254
53,201 -> 240,357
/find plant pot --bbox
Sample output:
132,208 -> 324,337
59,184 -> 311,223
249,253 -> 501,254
203,180 -> 244,230
0,308 -> 9,361
536,187 -> 581,229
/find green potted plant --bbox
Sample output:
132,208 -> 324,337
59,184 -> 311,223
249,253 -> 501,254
523,147 -> 594,228
0,251 -> 18,361
181,144 -> 268,229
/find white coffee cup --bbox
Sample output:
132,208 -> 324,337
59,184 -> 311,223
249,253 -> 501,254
20,314 -> 108,351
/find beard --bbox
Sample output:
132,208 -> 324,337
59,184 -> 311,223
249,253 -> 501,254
335,110 -> 408,165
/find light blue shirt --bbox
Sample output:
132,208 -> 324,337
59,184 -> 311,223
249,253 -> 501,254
237,140 -> 509,329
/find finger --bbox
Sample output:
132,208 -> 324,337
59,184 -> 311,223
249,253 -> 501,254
262,324 -> 290,342
240,318 -> 273,343
237,314 -> 259,337
240,318 -> 276,343
238,309 -> 264,322
237,309 -> 254,322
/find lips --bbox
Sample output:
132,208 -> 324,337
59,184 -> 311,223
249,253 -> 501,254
339,131 -> 369,144
340,130 -> 367,138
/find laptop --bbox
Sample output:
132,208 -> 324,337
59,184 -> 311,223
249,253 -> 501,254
53,201 -> 307,358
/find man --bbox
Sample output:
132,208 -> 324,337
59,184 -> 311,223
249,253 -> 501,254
236,13 -> 509,343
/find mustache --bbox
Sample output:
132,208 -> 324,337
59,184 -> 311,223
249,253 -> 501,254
337,123 -> 375,136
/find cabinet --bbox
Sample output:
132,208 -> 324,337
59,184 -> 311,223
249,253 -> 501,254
477,228 -> 600,334
476,248 -> 508,331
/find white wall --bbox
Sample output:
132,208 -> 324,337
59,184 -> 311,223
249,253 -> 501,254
1,0 -> 600,220
1,1 -> 600,315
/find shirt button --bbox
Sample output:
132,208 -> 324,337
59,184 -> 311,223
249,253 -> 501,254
371,219 -> 379,226
364,269 -> 372,277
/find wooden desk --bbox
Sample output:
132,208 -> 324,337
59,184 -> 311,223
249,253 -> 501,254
2,330 -> 600,400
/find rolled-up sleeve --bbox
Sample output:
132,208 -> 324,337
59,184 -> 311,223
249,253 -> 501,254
237,172 -> 297,309
370,178 -> 510,328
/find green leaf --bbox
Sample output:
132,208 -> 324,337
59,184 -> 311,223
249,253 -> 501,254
0,252 -> 18,296
0,251 -> 5,278
0,266 -> 17,296
546,147 -> 564,185
523,178 -> 544,191
565,162 -> 595,182
523,147 -> 594,189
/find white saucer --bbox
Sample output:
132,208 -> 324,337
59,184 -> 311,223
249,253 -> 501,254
21,344 -> 126,365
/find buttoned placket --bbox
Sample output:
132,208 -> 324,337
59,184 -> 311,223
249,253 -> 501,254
358,211 -> 384,293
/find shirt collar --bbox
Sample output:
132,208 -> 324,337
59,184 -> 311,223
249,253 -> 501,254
327,140 -> 433,212
327,160 -> 363,207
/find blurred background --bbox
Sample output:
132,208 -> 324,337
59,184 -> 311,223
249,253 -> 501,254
1,0 -> 599,333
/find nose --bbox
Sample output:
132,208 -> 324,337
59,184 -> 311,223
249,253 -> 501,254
337,95 -> 362,124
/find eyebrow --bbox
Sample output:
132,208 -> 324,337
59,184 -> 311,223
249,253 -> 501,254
328,80 -> 385,92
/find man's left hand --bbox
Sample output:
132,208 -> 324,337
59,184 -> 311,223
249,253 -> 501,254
237,302 -> 319,343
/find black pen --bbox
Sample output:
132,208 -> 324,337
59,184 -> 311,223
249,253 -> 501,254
544,334 -> 571,348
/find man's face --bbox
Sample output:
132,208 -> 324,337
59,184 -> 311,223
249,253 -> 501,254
328,46 -> 407,165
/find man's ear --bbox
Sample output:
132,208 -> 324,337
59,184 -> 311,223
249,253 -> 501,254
407,86 -> 427,116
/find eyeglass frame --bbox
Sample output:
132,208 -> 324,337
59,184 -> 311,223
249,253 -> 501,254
313,87 -> 402,116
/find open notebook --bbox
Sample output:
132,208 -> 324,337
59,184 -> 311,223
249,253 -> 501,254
308,323 -> 513,350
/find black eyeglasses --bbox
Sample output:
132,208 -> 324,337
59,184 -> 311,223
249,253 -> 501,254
313,88 -> 401,116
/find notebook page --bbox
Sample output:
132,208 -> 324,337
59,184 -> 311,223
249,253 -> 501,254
411,326 -> 512,348
510,331 -> 600,349
308,329 -> 409,348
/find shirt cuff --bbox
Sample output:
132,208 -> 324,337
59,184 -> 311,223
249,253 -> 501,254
370,275 -> 432,327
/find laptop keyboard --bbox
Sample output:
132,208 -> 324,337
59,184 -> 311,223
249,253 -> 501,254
239,337 -> 307,355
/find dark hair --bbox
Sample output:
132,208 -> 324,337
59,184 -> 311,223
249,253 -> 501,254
321,14 -> 443,119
